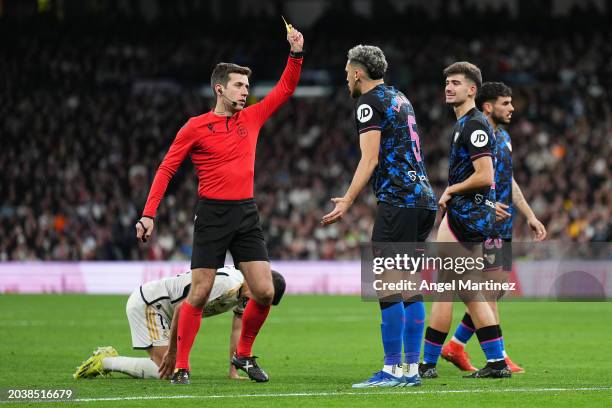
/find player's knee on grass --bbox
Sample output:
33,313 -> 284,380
147,346 -> 167,367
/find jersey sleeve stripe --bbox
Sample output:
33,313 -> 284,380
358,125 -> 382,133
470,152 -> 492,160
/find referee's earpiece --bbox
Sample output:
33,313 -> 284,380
216,85 -> 237,107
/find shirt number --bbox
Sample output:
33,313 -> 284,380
407,115 -> 422,162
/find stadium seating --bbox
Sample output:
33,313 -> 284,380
0,4 -> 609,261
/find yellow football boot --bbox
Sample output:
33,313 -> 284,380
73,346 -> 118,379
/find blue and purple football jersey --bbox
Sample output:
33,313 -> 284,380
355,84 -> 436,210
447,108 -> 496,238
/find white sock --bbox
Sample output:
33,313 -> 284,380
382,364 -> 403,377
102,357 -> 160,379
406,363 -> 419,377
451,337 -> 466,347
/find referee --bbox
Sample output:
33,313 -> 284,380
135,28 -> 304,384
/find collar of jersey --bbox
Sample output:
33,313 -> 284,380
362,83 -> 386,96
210,110 -> 240,119
457,107 -> 477,125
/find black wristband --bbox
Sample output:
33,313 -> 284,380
141,215 -> 154,220
289,51 -> 304,58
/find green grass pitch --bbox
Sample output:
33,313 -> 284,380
1,294 -> 611,407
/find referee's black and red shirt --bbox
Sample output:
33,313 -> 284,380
143,55 -> 303,217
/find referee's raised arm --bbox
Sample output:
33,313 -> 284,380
245,28 -> 304,126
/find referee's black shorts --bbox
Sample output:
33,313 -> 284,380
191,198 -> 269,270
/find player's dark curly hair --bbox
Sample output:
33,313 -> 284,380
476,82 -> 513,110
347,45 -> 388,80
271,270 -> 286,306
210,63 -> 251,91
443,61 -> 483,90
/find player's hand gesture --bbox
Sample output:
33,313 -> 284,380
321,197 -> 353,226
495,202 -> 511,222
527,216 -> 547,241
287,28 -> 304,53
438,187 -> 452,213
158,349 -> 176,379
135,217 -> 154,243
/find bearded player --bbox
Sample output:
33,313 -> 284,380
135,28 -> 304,384
322,45 -> 437,387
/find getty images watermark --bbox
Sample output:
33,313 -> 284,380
360,242 -> 612,302
371,253 -> 516,293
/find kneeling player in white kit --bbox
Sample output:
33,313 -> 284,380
73,266 -> 286,380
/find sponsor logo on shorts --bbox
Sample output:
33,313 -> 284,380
407,171 -> 428,182
475,194 -> 495,209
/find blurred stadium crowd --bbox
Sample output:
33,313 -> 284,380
0,2 -> 610,261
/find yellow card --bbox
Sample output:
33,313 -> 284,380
282,15 -> 293,33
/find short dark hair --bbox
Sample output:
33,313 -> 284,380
443,61 -> 483,90
347,45 -> 388,80
476,82 -> 513,110
210,63 -> 251,91
271,270 -> 286,306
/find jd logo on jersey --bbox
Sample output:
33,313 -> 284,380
357,104 -> 373,123
470,130 -> 489,147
